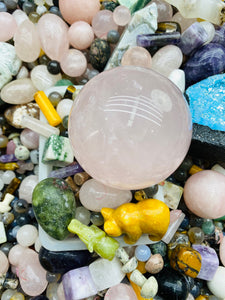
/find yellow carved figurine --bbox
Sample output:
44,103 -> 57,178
101,198 -> 170,244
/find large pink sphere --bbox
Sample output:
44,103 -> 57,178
59,0 -> 100,25
184,170 -> 225,219
68,66 -> 192,190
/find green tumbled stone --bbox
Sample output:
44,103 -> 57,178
55,79 -> 74,86
202,219 -> 215,235
32,178 -> 76,240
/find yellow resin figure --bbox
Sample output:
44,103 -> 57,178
101,199 -> 170,244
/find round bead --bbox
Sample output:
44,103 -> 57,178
13,199 -> 29,214
0,3 -> 7,12
201,219 -> 215,235
3,0 -> 17,10
121,46 -> 152,68
47,60 -> 61,75
22,1 -> 36,15
20,128 -> 39,150
107,29 -> 120,44
188,227 -> 205,244
14,145 -> 30,160
75,206 -> 91,225
16,224 -> 38,247
60,49 -> 87,77
135,245 -> 151,262
48,91 -> 62,107
68,21 -> 94,50
92,9 -> 118,39
90,211 -> 104,226
113,5 -> 131,26
145,254 -> 164,274
56,99 -> 73,119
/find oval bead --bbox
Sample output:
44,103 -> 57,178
14,19 -> 41,63
31,65 -> 62,91
0,78 -> 37,104
37,13 -> 69,61
0,12 -> 17,42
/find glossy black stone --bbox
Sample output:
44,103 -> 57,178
107,30 -> 120,44
155,268 -> 190,300
39,247 -> 96,274
47,60 -> 61,75
149,241 -> 167,257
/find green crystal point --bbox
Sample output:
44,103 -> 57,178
68,219 -> 119,260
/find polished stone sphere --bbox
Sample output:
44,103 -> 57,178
68,66 -> 192,190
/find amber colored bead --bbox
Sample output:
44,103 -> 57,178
64,85 -> 76,99
0,135 -> 8,148
170,244 -> 202,278
188,227 -> 205,244
0,162 -> 19,170
74,172 -> 90,186
65,176 -> 80,193
195,296 -> 209,300
1,178 -> 21,199
136,260 -> 147,274
156,21 -> 181,34
189,164 -> 203,175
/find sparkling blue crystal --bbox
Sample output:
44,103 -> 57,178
183,43 -> 225,87
135,244 -> 151,262
186,74 -> 225,132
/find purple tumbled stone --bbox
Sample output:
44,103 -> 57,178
192,244 -> 219,281
48,161 -> 83,178
62,266 -> 98,300
137,31 -> 181,48
178,22 -> 208,56
212,24 -> 225,46
0,154 -> 17,163
183,43 -> 225,87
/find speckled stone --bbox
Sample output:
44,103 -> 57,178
4,103 -> 40,129
186,74 -> 225,132
89,38 -> 111,71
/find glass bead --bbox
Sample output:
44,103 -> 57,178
1,289 -> 16,300
2,212 -> 14,225
135,245 -> 151,262
13,199 -> 29,214
48,5 -> 61,17
0,242 -> 13,256
28,11 -> 40,23
0,135 -> 8,148
15,213 -> 31,226
202,219 -> 215,235
214,221 -> 224,231
27,206 -> 35,219
113,5 -> 131,26
10,292 -> 25,300
188,227 -> 205,244
179,215 -> 190,230
3,0 -> 17,10
75,206 -> 91,226
12,225 -> 21,238
189,215 -> 204,227
39,54 -> 50,65
0,2 -> 7,12
47,60 -> 61,75
46,271 -> 61,283
62,115 -> 69,129
48,91 -> 62,107
6,228 -> 17,242
90,211 -> 104,226
56,99 -> 73,119
22,1 -> 36,15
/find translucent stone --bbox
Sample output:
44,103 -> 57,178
200,21 -> 215,44
16,224 -> 38,247
20,128 -> 39,150
37,13 -> 69,61
16,66 -> 29,79
57,282 -> 66,300
34,236 -> 42,253
0,12 -> 17,42
172,12 -> 197,33
31,65 -> 62,90
207,266 -> 225,299
168,69 -> 185,93
60,49 -> 87,77
1,289 -> 16,300
12,9 -> 28,27
75,206 -> 91,225
188,227 -> 205,244
150,0 -> 173,22
79,179 -> 132,211
184,170 -> 225,219
36,5 -> 47,15
14,19 -> 41,63
68,66 -> 192,190
59,0 -> 100,25
8,244 -> 27,266
113,5 -> 131,26
151,45 -> 183,77
1,170 -> 15,185
121,46 -> 152,68
18,248 -> 48,296
18,175 -> 39,204
104,283 -> 138,300
0,250 -> 9,275
56,99 -> 73,119
92,10 -> 118,39
0,78 -> 37,105
68,21 -> 94,50
135,245 -> 151,262
46,282 -> 59,300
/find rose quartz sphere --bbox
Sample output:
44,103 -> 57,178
68,66 -> 192,190
68,21 -> 94,50
0,12 -> 17,42
92,10 -> 118,39
184,170 -> 225,219
59,0 -> 100,25
60,49 -> 87,77
121,46 -> 152,68
104,283 -> 138,300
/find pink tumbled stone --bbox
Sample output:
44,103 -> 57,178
113,5 -> 131,27
0,12 -> 17,42
68,66 -> 192,190
20,128 -> 39,149
6,140 -> 16,155
0,250 -> 9,275
220,236 -> 225,267
68,21 -> 94,50
60,49 -> 87,77
59,0 -> 100,25
121,46 -> 152,68
184,170 -> 225,219
92,10 -> 118,39
18,175 -> 39,203
104,283 -> 138,300
8,244 -> 27,266
18,248 -> 47,296
14,19 -> 41,63
37,14 -> 69,61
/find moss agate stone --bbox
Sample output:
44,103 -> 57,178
32,178 -> 76,240
186,74 -> 225,132
89,38 -> 111,71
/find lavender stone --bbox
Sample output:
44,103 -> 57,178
183,43 -> 225,87
0,154 -> 17,163
192,244 -> 219,281
62,266 -> 97,300
212,24 -> 225,46
178,22 -> 208,56
48,162 -> 83,178
137,32 -> 181,48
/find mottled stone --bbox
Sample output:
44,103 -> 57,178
0,42 -> 22,89
192,244 -> 219,281
89,38 -> 111,71
105,3 -> 157,69
137,31 -> 181,48
186,74 -> 225,132
183,43 -> 225,87
4,103 -> 39,129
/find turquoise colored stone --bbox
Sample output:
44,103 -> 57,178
186,74 -> 225,132
55,79 -> 74,86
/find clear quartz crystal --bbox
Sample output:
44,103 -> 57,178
164,0 -> 225,25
